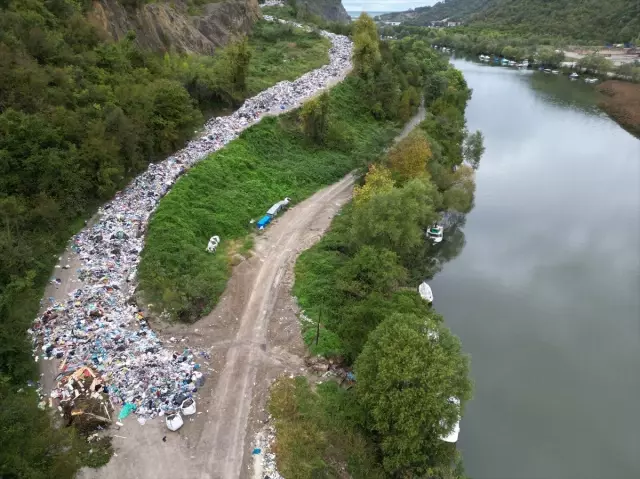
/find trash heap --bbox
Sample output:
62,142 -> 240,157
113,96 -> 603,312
30,20 -> 353,422
260,0 -> 284,7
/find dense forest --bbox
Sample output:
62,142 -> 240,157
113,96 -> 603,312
0,0 -> 331,476
380,0 -> 640,43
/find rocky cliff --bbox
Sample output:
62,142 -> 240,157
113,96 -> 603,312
297,0 -> 350,24
88,0 -> 261,55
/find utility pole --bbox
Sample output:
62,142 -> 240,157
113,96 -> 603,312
315,307 -> 322,346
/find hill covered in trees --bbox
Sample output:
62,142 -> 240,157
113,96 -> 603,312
379,0 -> 640,43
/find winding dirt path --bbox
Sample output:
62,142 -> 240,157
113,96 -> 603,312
196,174 -> 355,479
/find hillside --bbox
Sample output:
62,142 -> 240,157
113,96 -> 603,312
89,0 -> 261,54
379,0 -> 491,24
379,0 -> 640,43
297,0 -> 350,23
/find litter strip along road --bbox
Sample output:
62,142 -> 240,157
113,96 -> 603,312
29,19 -> 353,424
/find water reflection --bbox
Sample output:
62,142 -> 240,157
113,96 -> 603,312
432,58 -> 640,479
407,212 -> 468,283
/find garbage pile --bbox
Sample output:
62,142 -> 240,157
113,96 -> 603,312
260,0 -> 284,7
30,20 -> 353,423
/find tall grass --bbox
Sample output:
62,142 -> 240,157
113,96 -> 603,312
138,79 -> 400,321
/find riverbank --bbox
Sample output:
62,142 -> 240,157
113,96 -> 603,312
268,49 -> 479,478
597,80 -> 640,138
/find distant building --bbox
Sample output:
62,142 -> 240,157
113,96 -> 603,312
429,18 -> 462,28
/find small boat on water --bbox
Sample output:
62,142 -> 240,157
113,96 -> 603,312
570,72 -> 579,80
509,60 -> 517,67
543,68 -> 552,73
427,225 -> 444,243
418,282 -> 433,303
552,70 -> 560,74
585,77 -> 598,84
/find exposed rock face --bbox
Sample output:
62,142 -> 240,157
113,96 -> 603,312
88,0 -> 261,55
297,0 -> 350,24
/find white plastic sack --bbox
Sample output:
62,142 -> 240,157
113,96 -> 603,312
181,398 -> 196,416
206,235 -> 220,253
166,413 -> 184,431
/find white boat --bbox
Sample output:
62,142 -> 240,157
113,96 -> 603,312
509,60 -> 517,67
543,68 -> 552,73
418,282 -> 433,303
440,397 -> 461,443
570,72 -> 579,79
426,225 -> 444,243
552,70 -> 560,74
585,77 -> 598,84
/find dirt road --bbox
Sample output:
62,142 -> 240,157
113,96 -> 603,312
80,174 -> 355,479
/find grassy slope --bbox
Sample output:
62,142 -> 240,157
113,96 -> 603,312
138,79 -> 399,321
247,27 -> 330,93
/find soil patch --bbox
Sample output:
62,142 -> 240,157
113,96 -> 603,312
597,80 -> 640,138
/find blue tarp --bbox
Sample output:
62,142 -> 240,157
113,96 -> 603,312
257,215 -> 272,229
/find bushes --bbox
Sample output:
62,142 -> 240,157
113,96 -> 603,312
288,28 -> 479,477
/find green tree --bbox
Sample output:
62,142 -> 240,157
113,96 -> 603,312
349,178 -> 440,259
537,46 -> 565,68
300,92 -> 331,143
353,164 -> 395,206
355,313 -> 472,476
577,52 -> 614,74
463,130 -> 485,170
353,13 -> 381,78
388,130 -> 432,183
336,246 -> 407,299
222,37 -> 252,98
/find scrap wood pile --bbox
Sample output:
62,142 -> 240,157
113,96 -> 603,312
29,17 -> 353,428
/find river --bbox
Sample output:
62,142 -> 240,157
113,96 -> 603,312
431,59 -> 640,479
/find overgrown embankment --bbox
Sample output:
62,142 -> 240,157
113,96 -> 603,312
0,1 -> 328,475
268,14 -> 483,479
597,80 -> 640,138
138,78 -> 401,321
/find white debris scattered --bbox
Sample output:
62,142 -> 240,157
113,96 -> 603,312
260,0 -> 285,7
29,18 -> 353,422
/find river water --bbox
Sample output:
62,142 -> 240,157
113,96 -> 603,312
431,59 -> 640,479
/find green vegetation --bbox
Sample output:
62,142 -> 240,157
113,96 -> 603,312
138,78 -> 400,322
269,377 -> 385,478
269,14 -> 479,478
0,0 -> 330,476
380,0 -> 640,44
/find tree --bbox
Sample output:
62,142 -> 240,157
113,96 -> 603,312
463,130 -> 484,170
577,53 -> 614,74
353,164 -> 394,206
443,165 -> 475,214
222,38 -> 252,98
336,246 -> 407,299
355,313 -> 472,476
300,92 -> 330,143
537,46 -> 565,68
353,13 -> 381,78
388,131 -> 432,183
350,178 -> 440,259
